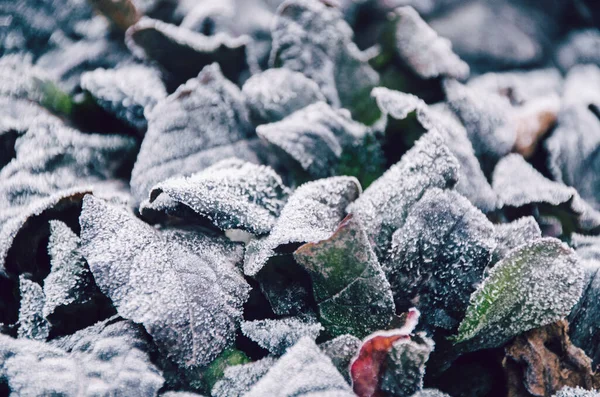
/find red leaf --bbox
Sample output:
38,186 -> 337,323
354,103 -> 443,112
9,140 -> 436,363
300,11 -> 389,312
350,308 -> 420,397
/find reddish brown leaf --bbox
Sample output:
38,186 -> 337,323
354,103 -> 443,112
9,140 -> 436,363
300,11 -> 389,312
350,308 -> 420,397
512,95 -> 560,159
88,0 -> 140,32
503,320 -> 600,397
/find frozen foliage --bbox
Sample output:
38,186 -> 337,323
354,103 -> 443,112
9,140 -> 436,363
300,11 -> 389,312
0,320 -> 164,396
125,17 -> 251,86
269,0 -> 379,112
411,390 -> 452,397
130,63 -> 262,205
388,188 -> 495,330
295,215 -> 396,338
17,276 -> 49,341
81,65 -> 167,131
455,238 -> 584,350
391,6 -> 469,80
491,217 -> 541,264
244,176 -> 361,277
79,195 -> 250,368
241,318 -> 322,355
554,387 -> 600,397
143,159 -> 290,235
244,337 -> 354,397
348,131 -> 459,259
556,30 -> 600,72
242,68 -> 326,125
319,334 -> 361,383
372,87 -> 496,212
380,334 -> 435,397
256,101 -> 383,184
211,356 -> 276,397
493,154 -> 600,233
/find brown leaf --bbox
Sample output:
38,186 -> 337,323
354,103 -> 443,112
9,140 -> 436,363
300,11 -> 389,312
512,95 -> 560,159
88,0 -> 140,32
503,320 -> 600,397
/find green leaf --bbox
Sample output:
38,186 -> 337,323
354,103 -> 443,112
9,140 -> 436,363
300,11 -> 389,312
202,348 -> 250,392
294,215 -> 396,338
454,238 -> 584,349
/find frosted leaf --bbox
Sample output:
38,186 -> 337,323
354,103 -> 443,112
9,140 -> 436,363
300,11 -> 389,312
294,215 -> 396,338
387,188 -> 495,330
17,276 -> 50,341
125,17 -> 252,86
411,389 -> 452,397
244,176 -> 361,277
546,67 -> 600,211
162,392 -> 206,397
556,29 -> 600,72
391,6 -> 468,80
444,79 -> 515,166
211,356 -> 276,397
554,387 -> 600,397
242,68 -> 326,125
347,131 -> 459,259
256,101 -> 384,185
142,159 -> 290,235
87,0 -> 140,31
0,321 -> 164,396
380,334 -> 435,397
372,87 -> 497,212
454,238 -> 584,350
43,220 -> 114,334
491,217 -> 541,264
79,195 -> 250,368
130,63 -> 266,206
319,334 -> 361,383
269,0 -> 379,115
572,234 -> 600,261
244,337 -> 354,397
81,65 -> 167,132
241,318 -> 323,355
493,154 -> 600,234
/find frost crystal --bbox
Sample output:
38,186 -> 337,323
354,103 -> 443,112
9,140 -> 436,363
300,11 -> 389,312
387,188 -> 495,330
244,337 -> 354,397
81,65 -> 167,131
242,68 -> 326,125
392,6 -> 469,80
348,131 -> 459,259
241,318 -> 323,355
143,159 -> 290,235
79,195 -> 250,368
556,29 -> 600,72
319,334 -> 361,383
554,387 -> 600,397
455,238 -> 584,350
491,217 -> 541,264
130,63 -> 264,205
212,356 -> 276,397
17,276 -> 50,341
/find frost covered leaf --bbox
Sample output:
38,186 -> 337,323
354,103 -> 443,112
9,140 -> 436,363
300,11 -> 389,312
43,220 -> 114,335
454,238 -> 584,350
81,65 -> 167,132
126,17 -> 251,87
294,214 -> 396,338
556,29 -> 600,72
269,0 -> 379,118
241,318 -> 323,355
503,320 -> 600,397
142,159 -> 290,235
244,337 -> 354,397
348,131 -> 459,259
211,356 -> 276,397
350,308 -> 420,397
242,68 -> 326,125
79,195 -> 250,368
320,334 -> 361,383
412,390 -> 452,397
390,6 -> 469,80
256,101 -> 384,186
244,176 -> 361,277
493,154 -> 600,234
387,188 -> 495,330
17,276 -> 50,341
554,387 -> 600,397
491,217 -> 541,264
130,63 -> 269,205
0,320 -> 164,396
201,348 -> 250,392
88,0 -> 140,31
371,87 -> 496,212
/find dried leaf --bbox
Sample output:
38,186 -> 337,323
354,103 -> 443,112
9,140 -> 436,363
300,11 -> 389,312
455,238 -> 584,350
294,214 -> 396,338
387,188 -> 495,330
17,276 -> 50,341
245,337 -> 354,397
88,0 -> 140,31
241,317 -> 323,355
212,356 -> 277,397
79,195 -> 250,368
